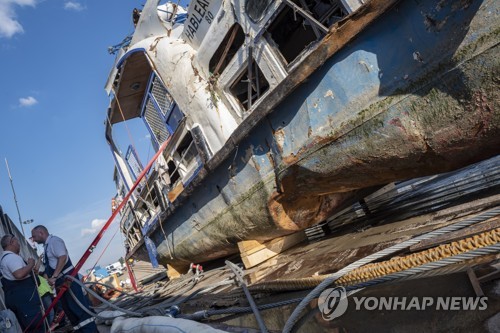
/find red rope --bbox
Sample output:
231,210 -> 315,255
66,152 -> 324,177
34,137 -> 171,330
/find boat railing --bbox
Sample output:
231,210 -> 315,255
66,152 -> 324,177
108,35 -> 132,55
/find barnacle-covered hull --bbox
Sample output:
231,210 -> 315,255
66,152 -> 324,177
106,0 -> 500,268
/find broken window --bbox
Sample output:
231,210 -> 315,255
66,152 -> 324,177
230,57 -> 270,111
266,0 -> 347,64
209,24 -> 245,76
125,145 -> 147,187
166,131 -> 202,187
122,207 -> 137,232
177,132 -> 200,175
122,205 -> 141,248
246,0 -> 274,22
113,167 -> 127,198
167,160 -> 181,185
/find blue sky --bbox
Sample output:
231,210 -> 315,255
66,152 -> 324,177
0,0 -> 145,272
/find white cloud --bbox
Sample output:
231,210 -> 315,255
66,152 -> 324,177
64,1 -> 85,11
80,218 -> 106,236
0,0 -> 36,38
81,228 -> 95,236
19,96 -> 38,107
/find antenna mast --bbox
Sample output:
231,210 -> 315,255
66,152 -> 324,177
5,158 -> 26,237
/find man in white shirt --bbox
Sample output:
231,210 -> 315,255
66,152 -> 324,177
0,234 -> 45,332
31,225 -> 97,333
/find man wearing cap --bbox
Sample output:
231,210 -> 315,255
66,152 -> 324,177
31,225 -> 97,333
0,234 -> 45,332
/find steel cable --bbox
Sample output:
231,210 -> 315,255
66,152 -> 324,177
65,275 -> 142,317
282,207 -> 500,333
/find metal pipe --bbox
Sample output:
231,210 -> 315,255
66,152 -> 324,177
247,46 -> 254,110
282,0 -> 328,33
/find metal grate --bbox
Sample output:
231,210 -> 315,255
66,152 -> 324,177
144,98 -> 170,147
151,75 -> 174,117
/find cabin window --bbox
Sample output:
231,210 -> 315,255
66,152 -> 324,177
167,160 -> 181,185
177,132 -> 200,175
122,206 -> 141,248
142,73 -> 185,149
123,207 -> 138,232
230,57 -> 270,110
113,168 -> 127,197
209,24 -> 245,76
125,145 -> 144,181
246,0 -> 274,22
166,104 -> 183,133
129,227 -> 142,246
166,131 -> 201,186
266,0 -> 347,64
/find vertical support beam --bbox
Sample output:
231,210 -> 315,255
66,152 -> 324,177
247,45 -> 254,110
467,268 -> 484,297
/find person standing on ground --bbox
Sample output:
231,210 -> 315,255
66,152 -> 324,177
37,273 -> 54,324
31,225 -> 98,333
0,234 -> 45,333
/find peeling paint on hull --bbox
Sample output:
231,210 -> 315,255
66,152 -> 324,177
130,0 -> 500,267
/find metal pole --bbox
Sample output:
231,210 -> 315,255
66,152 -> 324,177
5,159 -> 49,331
282,0 -> 329,33
247,45 -> 254,110
125,260 -> 139,292
5,158 -> 25,237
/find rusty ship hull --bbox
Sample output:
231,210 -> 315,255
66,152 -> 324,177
106,0 -> 500,269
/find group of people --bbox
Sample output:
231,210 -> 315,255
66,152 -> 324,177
0,225 -> 98,332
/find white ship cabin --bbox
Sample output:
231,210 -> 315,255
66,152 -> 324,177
105,0 -> 359,248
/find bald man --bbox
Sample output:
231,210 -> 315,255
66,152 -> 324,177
31,225 -> 97,333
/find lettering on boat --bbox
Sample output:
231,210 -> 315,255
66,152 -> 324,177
183,0 -> 217,46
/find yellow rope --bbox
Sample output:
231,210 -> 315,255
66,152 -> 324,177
249,228 -> 500,291
337,228 -> 499,285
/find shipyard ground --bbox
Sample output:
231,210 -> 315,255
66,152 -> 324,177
47,156 -> 500,332
88,190 -> 500,333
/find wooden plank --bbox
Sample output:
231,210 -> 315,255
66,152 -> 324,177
238,240 -> 266,256
246,258 -> 284,284
240,231 -> 306,268
409,218 -> 499,252
467,268 -> 484,297
167,182 -> 184,202
167,263 -> 187,280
